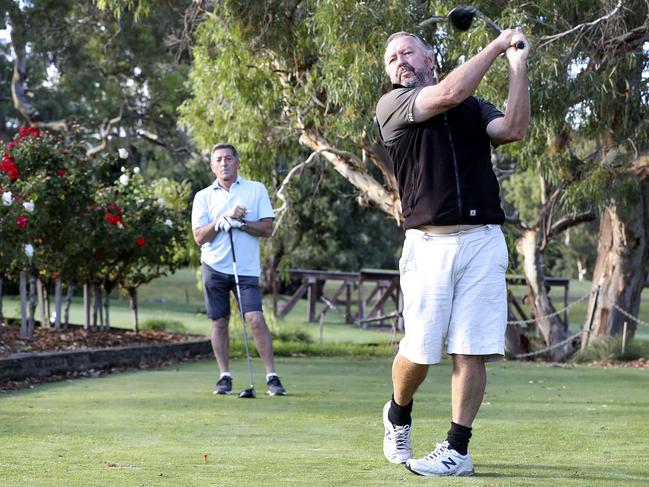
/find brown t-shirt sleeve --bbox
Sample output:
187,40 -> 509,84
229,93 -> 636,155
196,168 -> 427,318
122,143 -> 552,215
375,87 -> 422,145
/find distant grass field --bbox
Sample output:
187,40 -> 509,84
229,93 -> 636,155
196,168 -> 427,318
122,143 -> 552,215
2,268 -> 648,343
1,357 -> 648,486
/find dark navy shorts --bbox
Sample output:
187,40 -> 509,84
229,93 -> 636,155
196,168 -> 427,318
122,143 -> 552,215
201,263 -> 263,319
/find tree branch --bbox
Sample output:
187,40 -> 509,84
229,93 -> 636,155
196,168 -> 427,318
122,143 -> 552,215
299,129 -> 402,223
9,11 -> 39,122
537,1 -> 623,49
272,149 -> 322,235
86,109 -> 123,157
548,210 -> 597,238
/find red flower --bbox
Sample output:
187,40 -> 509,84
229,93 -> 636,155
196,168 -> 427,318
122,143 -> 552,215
6,141 -> 16,150
18,125 -> 41,141
1,159 -> 19,180
56,169 -> 66,176
16,215 -> 28,229
135,236 -> 145,247
103,202 -> 125,226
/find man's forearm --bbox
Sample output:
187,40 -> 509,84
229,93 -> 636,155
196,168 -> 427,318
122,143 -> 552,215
502,61 -> 530,139
242,219 -> 273,238
193,219 -> 219,246
437,42 -> 503,103
415,39 -> 508,120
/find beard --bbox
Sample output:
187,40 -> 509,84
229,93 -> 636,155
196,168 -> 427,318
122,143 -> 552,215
398,63 -> 430,87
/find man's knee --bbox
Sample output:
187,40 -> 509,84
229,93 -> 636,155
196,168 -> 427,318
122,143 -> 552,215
452,354 -> 486,370
212,317 -> 229,331
245,311 -> 268,333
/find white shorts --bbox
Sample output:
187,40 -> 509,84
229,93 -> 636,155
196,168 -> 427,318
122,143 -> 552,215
398,225 -> 509,365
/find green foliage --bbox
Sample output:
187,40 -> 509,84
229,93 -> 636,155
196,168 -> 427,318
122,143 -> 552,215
2,0 -> 198,185
140,317 -> 187,333
273,161 -> 402,272
575,336 -> 649,363
502,169 -> 542,226
271,329 -> 313,344
180,0 -> 424,184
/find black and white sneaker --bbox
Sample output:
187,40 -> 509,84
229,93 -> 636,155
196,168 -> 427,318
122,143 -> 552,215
213,376 -> 232,395
266,375 -> 287,396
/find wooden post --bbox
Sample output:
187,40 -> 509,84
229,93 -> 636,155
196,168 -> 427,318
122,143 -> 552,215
345,281 -> 353,324
622,321 -> 628,355
582,283 -> 602,350
307,277 -> 317,322
319,311 -> 325,345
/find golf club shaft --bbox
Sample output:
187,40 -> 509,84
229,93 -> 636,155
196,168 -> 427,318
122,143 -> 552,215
475,10 -> 525,50
228,230 -> 255,390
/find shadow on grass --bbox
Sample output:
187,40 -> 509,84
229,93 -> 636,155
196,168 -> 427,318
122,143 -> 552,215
477,463 -> 649,483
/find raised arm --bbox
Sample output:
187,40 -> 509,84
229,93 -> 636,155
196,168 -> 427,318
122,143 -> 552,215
486,29 -> 530,145
413,29 -> 519,122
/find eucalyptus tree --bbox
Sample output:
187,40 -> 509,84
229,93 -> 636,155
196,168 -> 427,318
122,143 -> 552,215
1,0 -> 199,181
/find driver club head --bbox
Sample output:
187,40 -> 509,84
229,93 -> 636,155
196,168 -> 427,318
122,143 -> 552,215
448,6 -> 476,31
238,387 -> 256,399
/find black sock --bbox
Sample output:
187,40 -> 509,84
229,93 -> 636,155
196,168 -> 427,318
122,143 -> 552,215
446,422 -> 472,455
388,395 -> 413,426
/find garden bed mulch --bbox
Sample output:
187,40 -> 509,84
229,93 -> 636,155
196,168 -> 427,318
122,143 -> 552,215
0,322 -> 211,391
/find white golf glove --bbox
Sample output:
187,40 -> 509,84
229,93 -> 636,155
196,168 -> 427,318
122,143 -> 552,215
216,217 -> 244,232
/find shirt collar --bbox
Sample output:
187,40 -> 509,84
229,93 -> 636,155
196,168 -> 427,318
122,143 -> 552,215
212,175 -> 243,190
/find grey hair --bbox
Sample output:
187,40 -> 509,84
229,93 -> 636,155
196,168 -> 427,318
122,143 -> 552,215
385,31 -> 434,55
210,143 -> 239,159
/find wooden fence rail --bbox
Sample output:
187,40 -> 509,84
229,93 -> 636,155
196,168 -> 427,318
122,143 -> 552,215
277,270 -> 571,330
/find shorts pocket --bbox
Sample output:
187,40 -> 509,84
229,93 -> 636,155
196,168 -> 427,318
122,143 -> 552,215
399,237 -> 416,275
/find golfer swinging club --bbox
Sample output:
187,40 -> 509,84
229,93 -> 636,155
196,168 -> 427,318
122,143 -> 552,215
191,143 -> 286,397
376,27 -> 529,476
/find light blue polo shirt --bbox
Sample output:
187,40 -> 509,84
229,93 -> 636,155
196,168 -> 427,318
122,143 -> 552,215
191,176 -> 274,277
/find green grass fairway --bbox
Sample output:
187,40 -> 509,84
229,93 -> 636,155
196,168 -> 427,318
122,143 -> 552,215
1,357 -> 648,486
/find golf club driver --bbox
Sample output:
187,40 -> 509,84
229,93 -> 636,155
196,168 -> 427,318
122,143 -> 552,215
228,229 -> 256,399
420,5 -> 525,50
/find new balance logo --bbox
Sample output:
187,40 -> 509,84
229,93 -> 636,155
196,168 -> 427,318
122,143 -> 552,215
441,457 -> 457,470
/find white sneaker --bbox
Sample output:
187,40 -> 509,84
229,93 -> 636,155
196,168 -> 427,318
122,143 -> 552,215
382,401 -> 412,464
405,440 -> 474,476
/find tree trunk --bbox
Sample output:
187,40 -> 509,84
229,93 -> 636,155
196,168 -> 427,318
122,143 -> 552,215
0,276 -> 3,325
103,279 -> 114,330
54,277 -> 62,329
83,283 -> 90,329
64,281 -> 75,329
37,277 -> 48,328
20,271 -> 28,338
299,129 -> 402,223
28,270 -> 37,339
584,184 -> 649,342
516,229 -> 575,361
127,287 -> 139,333
504,303 -> 530,356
